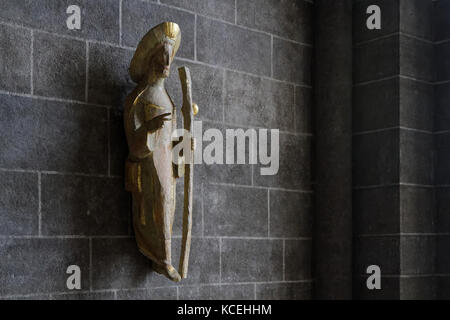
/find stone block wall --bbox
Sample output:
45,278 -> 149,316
352,0 -> 436,299
0,0 -> 314,299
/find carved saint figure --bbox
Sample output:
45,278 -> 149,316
124,22 -> 197,282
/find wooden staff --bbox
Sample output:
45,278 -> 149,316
178,66 -> 194,279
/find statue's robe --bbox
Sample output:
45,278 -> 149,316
124,84 -> 177,274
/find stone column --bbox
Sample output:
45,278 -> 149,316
352,0 -> 435,299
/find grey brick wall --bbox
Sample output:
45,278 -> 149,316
0,0 -> 313,300
353,0 -> 436,299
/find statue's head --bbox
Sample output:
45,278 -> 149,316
151,40 -> 174,78
129,22 -> 181,83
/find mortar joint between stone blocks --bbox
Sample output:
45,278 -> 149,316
30,29 -> 34,95
37,172 -> 42,237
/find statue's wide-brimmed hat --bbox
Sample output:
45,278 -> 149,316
129,22 -> 181,83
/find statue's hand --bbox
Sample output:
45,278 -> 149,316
145,113 -> 171,132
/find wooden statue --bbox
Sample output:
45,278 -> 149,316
124,22 -> 198,282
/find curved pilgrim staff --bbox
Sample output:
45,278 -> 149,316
178,66 -> 194,279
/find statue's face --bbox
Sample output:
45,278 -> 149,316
151,41 -> 174,78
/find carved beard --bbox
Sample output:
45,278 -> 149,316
151,55 -> 171,79
147,60 -> 170,79
161,64 -> 170,78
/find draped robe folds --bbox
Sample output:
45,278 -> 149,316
124,84 -> 177,274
